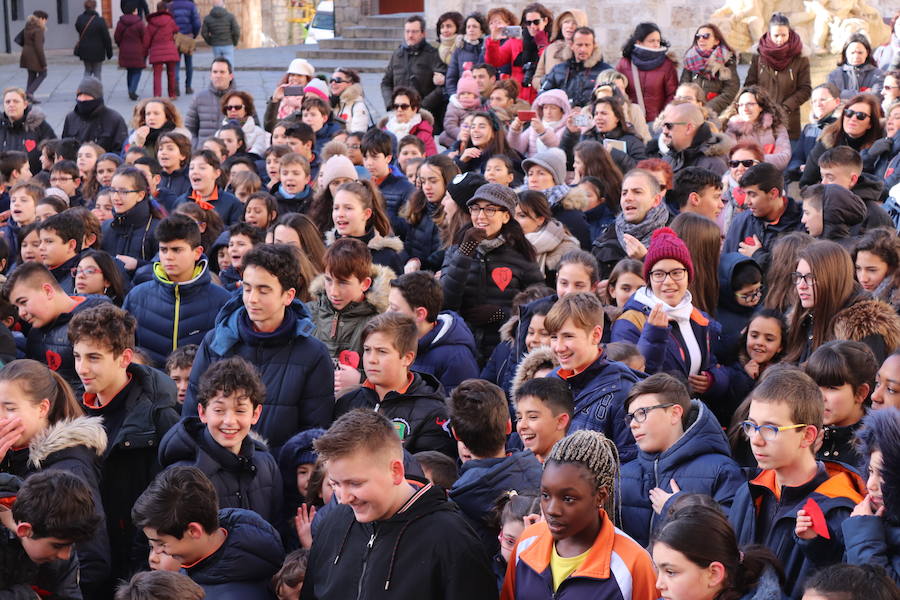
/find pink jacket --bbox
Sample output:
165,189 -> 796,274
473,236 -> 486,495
725,112 -> 791,171
506,89 -> 572,156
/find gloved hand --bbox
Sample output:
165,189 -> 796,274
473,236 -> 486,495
459,227 -> 488,256
463,304 -> 506,326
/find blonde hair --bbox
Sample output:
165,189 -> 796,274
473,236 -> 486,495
543,292 -> 604,334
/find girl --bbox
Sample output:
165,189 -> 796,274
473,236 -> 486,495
501,430 -> 657,599
173,200 -> 224,259
182,150 -> 243,225
17,223 -> 41,263
101,166 -> 163,271
157,132 -> 192,198
803,564 -> 900,600
456,112 -> 523,180
244,192 -> 279,231
827,34 -> 885,99
485,155 -> 516,186
36,195 -> 67,221
616,22 -> 678,122
74,249 -> 130,306
307,155 -> 360,233
329,180 -> 405,274
652,505 -> 785,600
273,213 -> 327,275
91,189 -> 113,223
720,141 -> 763,235
398,155 -> 457,272
95,153 -> 122,189
492,491 -> 540,588
854,228 -> 900,312
722,86 -> 791,171
671,212 -> 720,317
77,142 -> 104,203
562,97 -> 648,171
763,231 -> 814,313
606,258 -> 644,310
515,190 -> 579,280
680,23 -> 740,116
128,98 -> 191,156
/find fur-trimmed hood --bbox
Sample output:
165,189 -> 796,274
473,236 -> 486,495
27,416 -> 107,469
499,314 -> 518,343
323,229 -> 405,254
558,186 -> 591,211
693,123 -> 734,157
833,297 -> 900,352
559,44 -> 605,69
378,108 -> 435,129
0,105 -> 49,132
725,111 -> 778,135
510,346 -> 559,399
550,9 -> 588,40
339,82 -> 364,104
309,262 -> 393,314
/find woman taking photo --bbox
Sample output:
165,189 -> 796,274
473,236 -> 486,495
722,86 -> 791,170
616,22 -> 678,122
680,23 -> 739,117
127,98 -> 191,156
446,13 -> 487,97
828,34 -> 886,100
561,96 -> 647,172
382,87 -> 437,156
516,3 -> 553,101
262,58 -> 314,131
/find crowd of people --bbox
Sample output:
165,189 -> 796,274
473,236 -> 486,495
3,2 -> 900,600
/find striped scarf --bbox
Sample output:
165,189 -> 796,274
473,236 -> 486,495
683,44 -> 730,79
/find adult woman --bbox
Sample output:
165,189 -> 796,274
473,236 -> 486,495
720,140 -> 763,234
533,10 -> 587,90
144,1 -> 180,99
611,227 -> 728,399
854,228 -> 900,312
263,58 -> 314,131
561,96 -> 647,173
875,13 -> 900,71
156,131 -> 192,197
127,97 -> 191,156
382,87 -> 436,156
484,8 -> 532,104
397,155 -> 458,272
515,189 -> 578,278
446,13 -> 487,97
115,4 -> 147,101
594,70 -> 652,141
220,90 -> 269,156
507,88 -> 570,157
828,34 -> 885,100
786,240 -> 900,364
671,212 -> 720,317
436,12 -> 464,65
882,70 -> 900,115
329,68 -> 369,132
74,249 -> 130,306
722,85 -> 791,170
680,23 -> 739,116
745,12 -> 811,140
20,11 -> 48,102
74,0 -> 113,80
0,87 -> 55,175
800,93 -> 884,187
616,22 -> 678,122
456,111 -> 522,178
517,3 -> 553,101
574,141 -> 622,238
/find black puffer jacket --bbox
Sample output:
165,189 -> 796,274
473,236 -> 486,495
560,125 -> 647,173
100,197 -> 161,266
819,184 -> 866,247
393,200 -> 443,271
74,10 -> 113,62
61,100 -> 129,153
0,105 -> 56,175
160,165 -> 191,198
380,40 -> 447,115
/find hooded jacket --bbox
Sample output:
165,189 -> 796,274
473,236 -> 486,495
100,198 -> 161,266
827,63 -> 885,99
440,97 -> 487,148
829,294 -> 900,365
183,295 -> 335,455
75,9 -> 113,63
61,100 -> 129,154
0,105 -> 56,175
480,315 -> 519,397
381,39 -> 447,115
446,37 -> 485,96
381,109 -> 437,156
541,45 -> 612,108
185,508 -> 284,600
123,258 -> 232,365
200,5 -> 241,47
620,400 -> 745,547
507,89 -> 572,157
413,310 -> 479,392
616,53 -> 679,122
725,113 -> 792,171
659,121 -> 732,176
144,10 -> 180,64
532,10 -> 589,90
333,83 -> 370,132
723,196 -> 804,272
115,13 -> 147,69
851,172 -> 894,233
716,253 -> 761,366
745,42 -> 812,139
330,229 -> 406,276
301,482 -> 497,600
19,16 -> 46,72
819,184 -> 866,247
160,164 -> 191,198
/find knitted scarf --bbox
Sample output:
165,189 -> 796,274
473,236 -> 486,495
683,44 -> 732,79
634,286 -> 702,375
842,64 -> 863,93
757,30 -> 803,72
630,44 -> 668,71
385,112 -> 422,140
614,201 -> 669,250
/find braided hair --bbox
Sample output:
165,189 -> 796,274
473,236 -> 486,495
544,430 -> 620,522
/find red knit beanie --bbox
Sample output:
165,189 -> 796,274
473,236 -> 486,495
642,227 -> 694,282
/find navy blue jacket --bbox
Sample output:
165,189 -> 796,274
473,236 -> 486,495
413,311 -> 479,393
786,114 -> 837,181
313,120 -> 344,157
160,166 -> 191,198
843,515 -> 900,584
584,202 -> 617,242
184,508 -> 284,600
124,259 -> 231,365
183,295 -> 335,456
716,252 -> 760,366
723,197 -> 803,273
378,172 -> 415,222
620,400 -> 745,547
175,188 -> 243,225
392,200 -> 443,271
169,0 -> 201,36
274,184 -> 313,216
100,198 -> 160,268
49,253 -> 81,294
446,38 -> 485,96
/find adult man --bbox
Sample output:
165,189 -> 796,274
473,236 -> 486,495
185,58 -> 234,147
200,0 -> 240,68
540,27 -> 611,107
472,63 -> 498,101
60,77 -> 128,154
381,16 -> 446,117
656,102 -> 732,176
787,82 -> 842,182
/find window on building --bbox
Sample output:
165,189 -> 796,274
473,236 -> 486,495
57,0 -> 69,23
11,0 -> 24,21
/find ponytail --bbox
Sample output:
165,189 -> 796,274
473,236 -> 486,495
0,360 -> 84,426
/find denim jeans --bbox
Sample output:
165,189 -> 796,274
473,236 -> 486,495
175,52 -> 194,88
126,68 -> 142,95
211,45 -> 235,69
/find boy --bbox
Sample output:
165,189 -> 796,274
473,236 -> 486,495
360,128 -> 414,220
300,409 -> 496,599
134,156 -> 179,212
37,211 -> 84,292
620,373 -> 744,547
800,183 -> 866,247
132,466 -> 284,600
123,214 -> 232,365
159,356 -> 282,525
4,262 -> 109,392
672,166 -> 725,222
301,97 -> 343,158
817,146 -> 893,233
545,292 -> 640,463
219,221 -> 264,290
3,182 -> 40,256
514,376 -> 573,462
284,123 -> 320,179
397,135 -> 425,172
333,312 -> 456,457
0,151 -> 32,212
0,470 -> 100,599
183,244 -> 334,455
115,571 -> 205,600
166,344 -> 198,405
275,153 -> 313,215
49,160 -> 82,207
413,450 -> 459,490
728,365 -> 867,598
388,271 -> 479,392
447,378 -> 543,555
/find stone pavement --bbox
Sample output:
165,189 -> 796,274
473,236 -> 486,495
0,44 -> 388,135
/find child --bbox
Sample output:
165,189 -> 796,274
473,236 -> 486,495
333,312 -> 455,456
272,549 -> 308,600
0,151 -> 32,211
397,135 -> 426,172
620,373 -> 744,547
802,564 -> 899,600
282,123 -> 319,177
804,340 -> 877,470
671,166 -> 725,222
264,145 -> 291,194
717,253 -> 764,362
36,195 -> 67,221
220,221 -> 265,290
545,293 -> 640,463
329,180 -> 406,274
165,344 -> 198,405
123,214 -> 231,365
115,570 -> 205,600
101,166 -> 163,272
873,351 -> 900,409
16,223 -> 40,264
800,183 -> 866,247
441,71 -> 486,147
278,428 -> 326,526
815,146 -> 893,233
91,188 -> 114,223
492,491 -> 541,588
724,309 -> 787,424
360,128 -> 414,221
134,156 -> 179,212
132,466 -> 285,598
159,356 -> 282,525
275,152 -> 313,215
49,160 -> 82,206
302,96 -> 344,157
413,450 -> 459,490
404,156 -> 424,184
177,150 -> 242,225
37,212 -> 83,292
95,153 -> 121,189
728,365 -> 867,598
3,182 -> 40,256
501,430 -> 657,599
244,192 -> 279,230
604,341 -> 645,372
230,170 -> 262,204
484,155 -> 516,186
514,377 -> 573,463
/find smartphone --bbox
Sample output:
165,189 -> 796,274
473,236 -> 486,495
283,85 -> 305,97
503,25 -> 522,38
517,110 -> 537,122
573,114 -> 591,128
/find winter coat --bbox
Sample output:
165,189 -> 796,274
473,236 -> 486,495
592,210 -> 675,280
799,132 -> 871,189
220,115 -> 269,156
679,52 -> 741,115
551,354 -> 641,463
827,63 -> 885,99
620,400 -> 745,547
61,101 -> 129,154
729,461 -> 866,598
174,187 -> 243,225
159,417 -> 283,525
301,482 -> 496,600
410,311 -> 479,392
560,125 -> 648,173
183,295 -> 335,455
48,254 -> 80,295
716,253 -> 759,366
393,200 -> 443,271
541,45 -> 612,108
657,121 -> 733,176
818,184 -> 866,247
186,508 -> 284,600
19,16 -> 46,72
745,43 -> 812,139
334,371 -> 455,457
333,83 -> 370,132
123,259 -> 232,365
786,111 -> 838,181
446,38 -> 485,96
531,10 -> 589,90
723,196 -> 803,272
616,55 -> 679,122
144,11 -> 180,64
127,124 -> 192,156
850,173 -> 894,233
480,318 -> 518,397
818,420 -> 864,471
439,97 -> 485,148
506,89 -> 572,156
115,14 -> 146,69
381,111 -> 437,156
100,197 -> 160,265
75,10 -> 113,63
0,523 -> 83,600
170,0 -> 201,38
378,171 -> 416,221
526,218 -> 580,275
328,228 -> 405,278
381,40 -> 447,116
844,515 -> 900,584
200,5 -> 240,47
725,113 -> 792,171
861,133 -> 900,181
584,201 -> 617,241
0,105 -> 55,175
450,449 -> 543,555
160,165 -> 191,197
484,36 -> 536,103
186,81 -> 236,146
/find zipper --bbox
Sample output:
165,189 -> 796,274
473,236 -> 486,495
356,529 -> 377,600
172,284 -> 181,351
649,457 -> 660,537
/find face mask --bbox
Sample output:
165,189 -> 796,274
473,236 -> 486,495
75,98 -> 102,117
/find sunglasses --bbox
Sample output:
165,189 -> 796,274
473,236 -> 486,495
661,121 -> 687,130
729,159 -> 759,168
330,78 -> 350,84
225,104 -> 244,111
392,103 -> 412,110
844,108 -> 870,120
695,32 -> 713,40
524,18 -> 543,26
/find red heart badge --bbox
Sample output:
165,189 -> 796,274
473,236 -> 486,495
802,498 -> 831,539
23,139 -> 36,153
744,236 -> 755,245
45,350 -> 62,371
338,350 -> 360,369
492,267 -> 512,291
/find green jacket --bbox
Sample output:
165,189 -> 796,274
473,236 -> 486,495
200,6 -> 240,47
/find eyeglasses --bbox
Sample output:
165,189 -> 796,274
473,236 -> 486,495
71,267 -> 101,277
109,188 -> 141,197
392,103 -> 412,110
524,18 -> 543,26
737,102 -> 759,108
347,143 -> 361,150
625,403 -> 676,425
330,78 -> 350,84
225,104 -> 245,111
648,267 -> 687,283
791,272 -> 816,286
735,287 -> 763,302
729,159 -> 759,168
844,109 -> 870,120
661,121 -> 687,130
740,421 -> 810,441
49,176 -> 74,183
674,95 -> 697,102
695,32 -> 713,40
469,205 -> 504,216
884,84 -> 900,91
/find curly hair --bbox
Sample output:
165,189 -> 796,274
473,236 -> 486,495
721,85 -> 786,132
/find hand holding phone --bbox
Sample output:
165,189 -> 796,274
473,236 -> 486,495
283,85 -> 305,97
503,25 -> 522,38
573,114 -> 591,128
517,110 -> 536,122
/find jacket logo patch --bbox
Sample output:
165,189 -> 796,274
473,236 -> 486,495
492,267 -> 513,291
45,350 -> 62,371
392,418 -> 411,440
593,393 -> 614,421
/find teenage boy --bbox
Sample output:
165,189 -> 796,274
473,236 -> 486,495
274,152 -> 313,215
799,184 -> 866,247
301,97 -> 344,157
0,151 -> 32,212
219,221 -> 264,290
514,377 -> 573,463
37,211 -> 84,293
0,470 -> 100,599
447,378 -> 543,555
4,262 -> 109,392
723,162 -> 803,272
123,214 -> 232,365
132,466 -> 284,599
360,128 -> 414,220
183,244 -> 334,455
3,182 -> 40,256
728,365 -> 867,598
68,303 -> 180,582
334,312 -> 455,456
284,123 -> 320,179
49,160 -> 82,206
545,292 -> 640,463
672,166 -> 725,222
388,271 -> 479,392
159,357 -> 282,525
620,373 -> 744,547
397,135 -> 426,172
166,344 -> 198,405
134,156 -> 179,212
301,409 -> 496,600
816,146 -> 893,233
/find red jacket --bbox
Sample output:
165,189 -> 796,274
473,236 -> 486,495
143,10 -> 179,64
616,56 -> 678,122
115,14 -> 146,69
485,37 -> 537,103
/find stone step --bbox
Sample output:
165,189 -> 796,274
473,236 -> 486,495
342,25 -> 401,39
318,37 -> 400,50
360,12 -> 419,28
296,46 -> 395,63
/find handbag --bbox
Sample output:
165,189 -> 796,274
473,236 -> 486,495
175,32 -> 197,55
13,28 -> 24,47
74,14 -> 96,56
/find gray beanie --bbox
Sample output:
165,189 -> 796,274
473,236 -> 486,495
76,77 -> 103,100
466,183 -> 517,213
522,147 -> 566,186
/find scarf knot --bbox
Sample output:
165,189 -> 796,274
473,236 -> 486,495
614,202 -> 669,251
683,44 -> 732,80
757,30 -> 803,72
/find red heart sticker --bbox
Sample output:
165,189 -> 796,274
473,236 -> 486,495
744,236 -> 755,245
802,498 -> 831,539
492,267 -> 513,291
338,350 -> 360,369
45,350 -> 62,371
23,139 -> 36,153
706,91 -> 718,100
